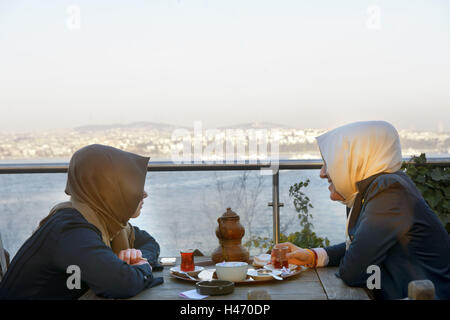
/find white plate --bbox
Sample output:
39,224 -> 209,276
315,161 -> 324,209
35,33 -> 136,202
160,257 -> 176,266
252,253 -> 271,267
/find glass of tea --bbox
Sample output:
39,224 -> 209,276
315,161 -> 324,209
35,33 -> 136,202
180,249 -> 195,272
272,246 -> 289,269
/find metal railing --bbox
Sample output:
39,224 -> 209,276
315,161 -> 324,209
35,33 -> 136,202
1,158 -> 449,244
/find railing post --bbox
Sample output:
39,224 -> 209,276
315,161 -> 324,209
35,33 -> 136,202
268,169 -> 284,245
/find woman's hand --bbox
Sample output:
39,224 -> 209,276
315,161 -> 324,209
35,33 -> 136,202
271,242 -> 314,266
118,248 -> 149,266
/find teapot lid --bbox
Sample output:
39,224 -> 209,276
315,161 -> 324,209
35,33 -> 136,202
221,208 -> 239,219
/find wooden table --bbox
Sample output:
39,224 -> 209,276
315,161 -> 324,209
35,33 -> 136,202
81,257 -> 370,300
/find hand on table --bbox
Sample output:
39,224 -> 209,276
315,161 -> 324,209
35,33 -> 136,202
117,248 -> 151,269
270,242 -> 314,266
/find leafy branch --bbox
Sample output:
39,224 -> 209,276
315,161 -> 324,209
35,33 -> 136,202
245,178 -> 330,252
401,153 -> 450,233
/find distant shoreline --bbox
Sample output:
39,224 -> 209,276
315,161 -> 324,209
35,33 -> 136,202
1,153 -> 449,165
1,123 -> 448,161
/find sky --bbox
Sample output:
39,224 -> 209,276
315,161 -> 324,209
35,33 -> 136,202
0,0 -> 449,133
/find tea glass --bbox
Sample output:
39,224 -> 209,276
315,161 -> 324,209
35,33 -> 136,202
272,246 -> 289,269
180,249 -> 195,272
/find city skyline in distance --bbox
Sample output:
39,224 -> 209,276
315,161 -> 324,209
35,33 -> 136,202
0,120 -> 448,161
67,120 -> 450,133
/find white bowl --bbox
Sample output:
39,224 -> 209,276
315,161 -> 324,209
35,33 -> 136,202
215,261 -> 248,282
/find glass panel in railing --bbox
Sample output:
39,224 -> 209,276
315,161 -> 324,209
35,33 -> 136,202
277,169 -> 346,250
0,173 -> 68,258
0,169 -> 348,261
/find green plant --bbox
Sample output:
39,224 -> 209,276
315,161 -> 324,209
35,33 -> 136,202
284,180 -> 330,248
401,153 -> 450,233
245,179 -> 330,252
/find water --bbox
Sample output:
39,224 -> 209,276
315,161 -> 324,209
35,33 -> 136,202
0,170 -> 346,259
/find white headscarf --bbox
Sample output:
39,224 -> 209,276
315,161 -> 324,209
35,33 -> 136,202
315,121 -> 402,209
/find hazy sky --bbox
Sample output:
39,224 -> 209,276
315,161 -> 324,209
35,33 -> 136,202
0,0 -> 449,132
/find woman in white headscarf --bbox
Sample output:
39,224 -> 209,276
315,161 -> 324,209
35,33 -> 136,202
272,121 -> 450,300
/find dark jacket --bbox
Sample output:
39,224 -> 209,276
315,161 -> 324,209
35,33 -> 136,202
324,171 -> 450,300
0,208 -> 163,300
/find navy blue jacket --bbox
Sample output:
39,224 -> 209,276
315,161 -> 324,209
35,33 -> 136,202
0,208 -> 163,299
324,171 -> 450,300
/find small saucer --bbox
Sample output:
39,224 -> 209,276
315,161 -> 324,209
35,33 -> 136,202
170,266 -> 204,278
264,264 -> 297,272
248,268 -> 282,280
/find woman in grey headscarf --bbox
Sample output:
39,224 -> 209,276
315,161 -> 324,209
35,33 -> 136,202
273,121 -> 450,300
0,144 -> 163,299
